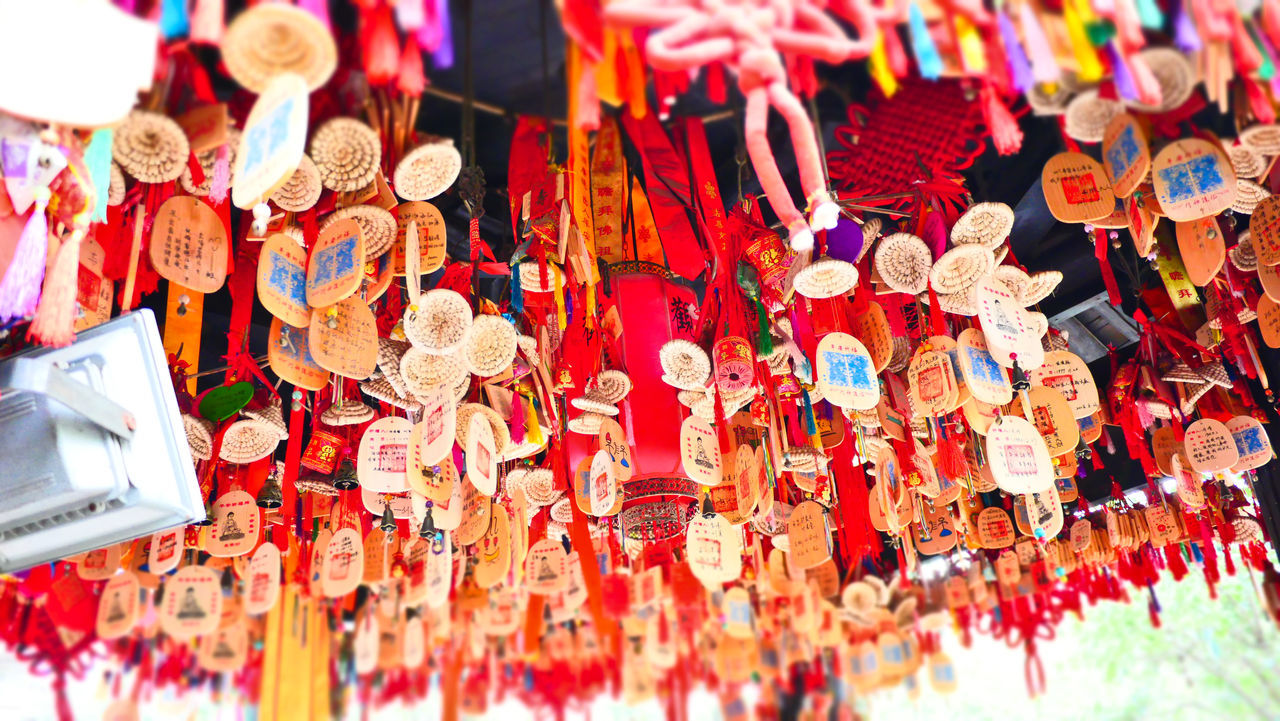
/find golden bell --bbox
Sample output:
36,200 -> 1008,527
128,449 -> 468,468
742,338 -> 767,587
379,504 -> 397,534
332,458 -> 360,491
256,470 -> 284,509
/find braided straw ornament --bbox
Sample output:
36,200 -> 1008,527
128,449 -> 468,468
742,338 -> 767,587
928,245 -> 993,295
325,203 -> 397,257
1241,124 -> 1280,156
570,396 -> 620,415
522,469 -> 560,507
113,110 -> 190,183
271,154 -> 323,212
107,162 -> 126,206
404,289 -> 473,355
951,202 -> 1014,249
376,338 -> 412,397
1026,72 -> 1080,116
1064,90 -> 1122,143
242,396 -> 288,440
400,347 -> 468,396
590,370 -> 633,404
1233,179 -> 1270,215
1018,271 -> 1064,307
219,420 -> 279,463
658,340 -> 711,391
320,400 -> 375,426
1226,142 -> 1266,179
1229,231 -> 1257,272
310,118 -> 381,193
517,262 -> 566,292
794,258 -> 858,299
463,314 -> 518,377
394,140 -> 462,201
567,412 -> 606,435
360,376 -> 421,411
874,233 -> 931,294
183,414 -> 215,461
221,4 -> 337,92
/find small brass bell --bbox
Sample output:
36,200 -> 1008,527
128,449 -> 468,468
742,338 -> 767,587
379,503 -> 397,534
701,494 -> 716,519
257,467 -> 284,509
332,459 -> 360,491
418,511 -> 437,539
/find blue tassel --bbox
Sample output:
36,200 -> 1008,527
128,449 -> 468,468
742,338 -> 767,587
998,11 -> 1033,93
908,2 -> 943,80
160,0 -> 191,40
1134,0 -> 1164,30
510,272 -> 523,313
801,388 -> 818,437
84,129 -> 112,223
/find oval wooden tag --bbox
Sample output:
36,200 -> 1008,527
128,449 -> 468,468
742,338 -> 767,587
597,417 -> 634,482
976,507 -> 1015,548
357,416 -> 413,493
258,233 -> 310,327
1252,195 -> 1280,267
232,73 -> 309,209
422,464 -> 463,530
364,250 -> 394,302
975,276 -> 1043,369
986,416 -> 1054,494
723,586 -> 754,640
160,565 -> 222,640
96,571 -> 140,640
454,482 -> 492,546
308,296 -> 377,378
206,490 -> 260,558
1175,217 -> 1225,286
957,327 -> 1012,405
394,201 -> 447,275
411,386 -> 456,471
1102,113 -> 1149,198
147,529 -> 182,575
197,622 -> 247,673
525,538 -> 570,595
687,513 -> 743,585
852,302 -> 893,372
1152,139 -> 1236,222
424,535 -> 452,609
244,542 -> 280,615
1183,418 -> 1239,473
1170,452 -> 1206,509
268,317 -> 330,390
680,415 -> 723,486
1009,385 -> 1079,457
1151,425 -> 1179,475
908,349 -> 958,416
816,332 -> 879,410
787,501 -> 831,571
466,413 -> 498,495
1145,504 -> 1179,547
1042,151 -> 1116,223
963,397 -> 999,435
1029,350 -> 1099,418
150,196 -> 228,292
1259,294 -> 1280,348
75,235 -> 113,332
1015,485 -> 1063,539
1228,415 -> 1273,471
913,500 -> 957,556
306,217 -> 365,307
589,449 -> 618,516
473,505 -> 511,589
1260,261 -> 1280,303
322,527 -> 364,597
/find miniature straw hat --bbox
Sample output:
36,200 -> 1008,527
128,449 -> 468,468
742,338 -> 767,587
1229,231 -> 1257,272
325,203 -> 397,257
310,118 -> 381,193
1161,360 -> 1202,384
1064,90 -> 1122,143
517,262 -> 566,293
219,419 -> 279,463
887,336 -> 911,373
874,232 -> 931,295
1018,271 -> 1063,307
1233,179 -> 1270,215
462,314 -> 518,378
400,346 -> 468,396
394,139 -> 462,201
1128,48 -> 1196,114
922,286 -> 978,317
107,163 -> 126,206
221,3 -> 337,92
858,217 -> 882,261
504,467 -> 530,495
450,367 -> 472,403
951,202 -> 1014,249
376,338 -> 412,397
404,289 -> 473,355
113,110 -> 190,184
928,245 -> 993,295
1026,72 -> 1080,116
567,412 -> 606,435
794,258 -> 859,299
320,399 -> 375,426
455,402 -> 511,455
782,446 -> 821,472
1241,124 -> 1280,156
183,413 -> 214,461
242,396 -> 289,440
677,389 -> 709,408
180,129 -> 240,197
271,154 -> 323,212
523,468 -> 561,506
550,498 -> 575,524
360,376 -> 421,411
589,370 -> 633,404
994,265 -> 1030,298
1226,142 -> 1266,179
659,340 -> 712,391
295,473 -> 340,496
570,396 -> 620,416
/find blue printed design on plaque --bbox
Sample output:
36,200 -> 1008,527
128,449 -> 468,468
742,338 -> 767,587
313,236 -> 358,287
1106,125 -> 1140,177
268,251 -> 307,306
242,97 -> 295,176
964,345 -> 1005,385
1235,427 -> 1266,455
821,349 -> 875,392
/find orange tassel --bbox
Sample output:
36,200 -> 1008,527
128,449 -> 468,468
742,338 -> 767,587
397,37 -> 427,97
28,230 -> 83,347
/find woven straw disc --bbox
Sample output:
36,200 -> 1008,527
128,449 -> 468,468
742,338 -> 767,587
400,347 -> 468,396
568,412 -> 606,435
394,140 -> 462,201
658,340 -> 711,391
404,289 -> 473,355
1018,271 -> 1063,307
242,396 -> 288,440
361,376 -> 421,411
929,245 -> 993,295
183,414 -> 214,461
377,338 -> 411,397
952,202 -> 1014,249
219,420 -> 279,464
310,118 -> 381,193
922,286 -> 978,316
994,265 -> 1031,299
455,403 -> 510,455
590,370 -> 632,404
463,314 -> 518,377
550,498 -> 574,524
677,389 -> 708,407
794,258 -> 858,299
295,474 -> 339,496
1229,230 -> 1257,272
517,262 -> 565,293
570,396 -> 620,415
1227,142 -> 1266,179
522,469 -> 560,506
180,129 -> 240,196
887,336 -> 911,373
320,400 -> 375,426
1027,73 -> 1080,116
1161,360 -> 1202,384
1241,124 -> 1280,156
1233,179 -> 1270,215
325,203 -> 397,257
874,233 -> 931,295
221,4 -> 337,92
113,110 -> 190,184
1128,48 -> 1196,114
858,217 -> 882,261
271,154 -> 323,212
107,162 -> 126,206
1064,90 -> 1122,144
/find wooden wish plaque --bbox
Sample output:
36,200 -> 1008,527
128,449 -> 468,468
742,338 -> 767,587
258,233 -> 310,327
1152,139 -> 1236,222
232,73 -> 309,210
268,317 -> 330,390
394,201 -> 448,275
306,218 -> 365,307
1174,217 -> 1225,287
1042,152 -> 1116,223
149,196 -> 228,293
308,296 -> 377,378
1101,113 -> 1150,199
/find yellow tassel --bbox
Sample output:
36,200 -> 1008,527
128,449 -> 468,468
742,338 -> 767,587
585,282 -> 597,330
554,281 -> 567,330
954,15 -> 988,74
1064,0 -> 1104,81
525,397 -> 543,446
597,29 -> 621,107
869,33 -> 899,98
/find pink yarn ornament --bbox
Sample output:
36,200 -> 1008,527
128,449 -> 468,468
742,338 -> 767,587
0,190 -> 49,321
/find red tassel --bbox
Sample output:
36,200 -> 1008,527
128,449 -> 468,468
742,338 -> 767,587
27,230 -> 83,347
934,427 -> 969,481
362,5 -> 401,86
980,83 -> 1023,155
189,0 -> 225,46
1165,544 -> 1188,581
1147,600 -> 1161,628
